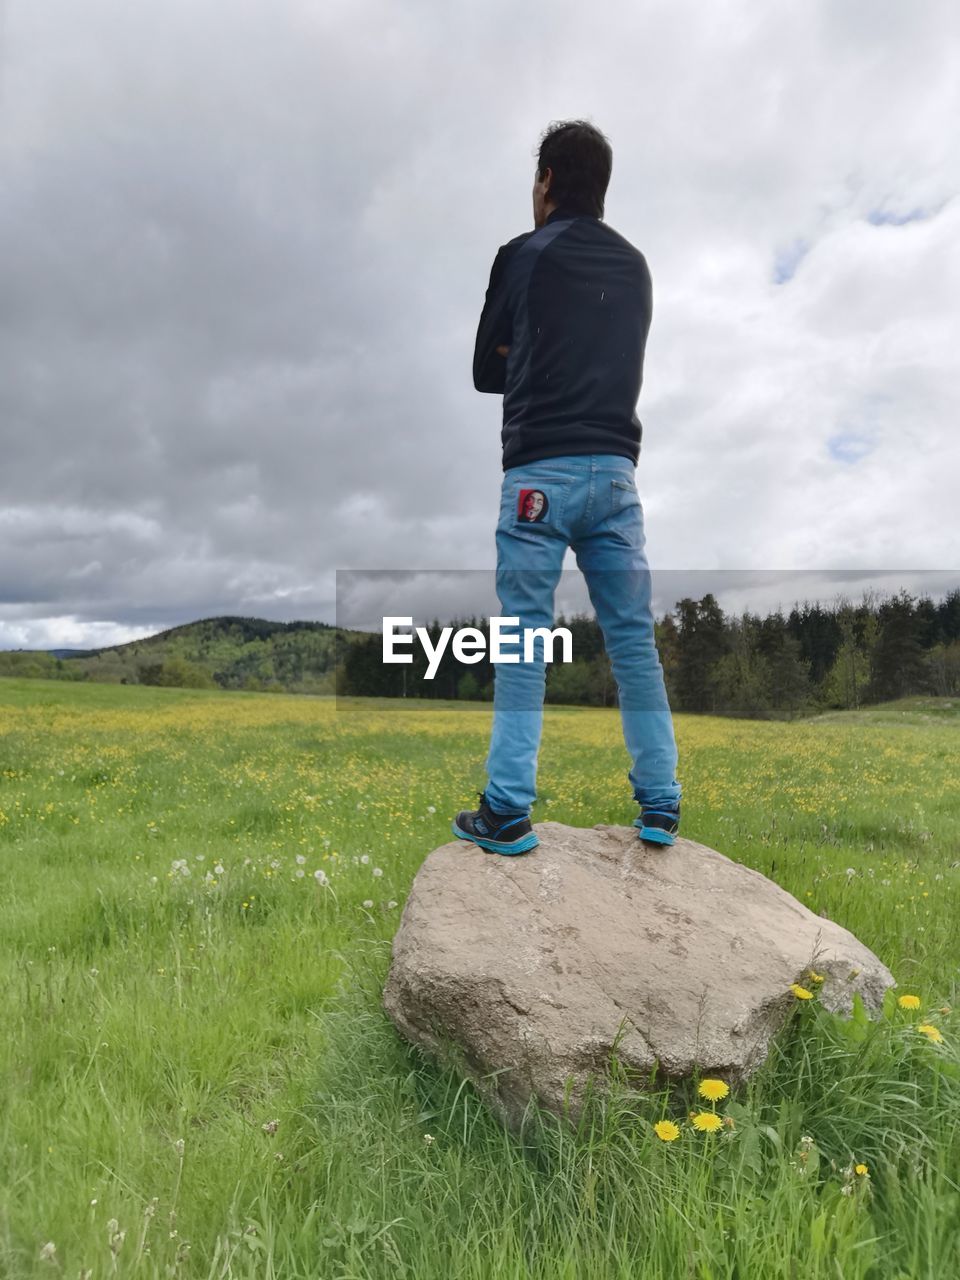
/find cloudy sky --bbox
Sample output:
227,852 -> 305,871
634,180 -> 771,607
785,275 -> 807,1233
1,0 -> 958,650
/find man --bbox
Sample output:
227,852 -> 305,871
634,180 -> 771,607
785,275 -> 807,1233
452,119 -> 682,856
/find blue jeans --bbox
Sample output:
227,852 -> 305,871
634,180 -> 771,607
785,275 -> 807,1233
484,453 -> 682,816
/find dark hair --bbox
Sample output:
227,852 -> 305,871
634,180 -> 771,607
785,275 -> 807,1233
535,119 -> 612,219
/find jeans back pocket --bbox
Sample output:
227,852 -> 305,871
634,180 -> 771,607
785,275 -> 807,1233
610,477 -> 640,512
504,474 -> 573,532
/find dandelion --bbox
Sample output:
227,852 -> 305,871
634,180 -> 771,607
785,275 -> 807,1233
360,854 -> 370,865
387,899 -> 398,909
427,805 -> 436,814
692,1112 -> 723,1133
372,867 -> 383,878
39,1241 -> 57,1262
855,1163 -> 869,1176
898,994 -> 921,1010
362,899 -> 374,909
314,869 -> 328,886
296,854 -> 306,865
214,863 -> 225,875
790,984 -> 814,1000
808,970 -> 825,984
917,1024 -> 944,1043
654,1120 -> 680,1142
698,1079 -> 729,1102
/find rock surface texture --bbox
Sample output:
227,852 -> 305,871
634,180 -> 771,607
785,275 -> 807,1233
383,823 -> 894,1132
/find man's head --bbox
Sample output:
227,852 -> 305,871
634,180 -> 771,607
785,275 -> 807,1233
532,119 -> 613,228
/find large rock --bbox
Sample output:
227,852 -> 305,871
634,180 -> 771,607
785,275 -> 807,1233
382,823 -> 894,1132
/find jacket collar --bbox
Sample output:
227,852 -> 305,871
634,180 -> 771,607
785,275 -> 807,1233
545,204 -> 594,224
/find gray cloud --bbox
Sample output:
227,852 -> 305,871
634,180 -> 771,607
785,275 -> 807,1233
1,0 -> 958,650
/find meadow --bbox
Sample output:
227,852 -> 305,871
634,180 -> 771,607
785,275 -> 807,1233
0,677 -> 958,1278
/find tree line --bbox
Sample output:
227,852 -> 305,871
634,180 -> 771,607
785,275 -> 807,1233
339,588 -> 960,718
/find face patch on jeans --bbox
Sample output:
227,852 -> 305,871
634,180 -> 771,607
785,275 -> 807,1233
518,489 -> 549,522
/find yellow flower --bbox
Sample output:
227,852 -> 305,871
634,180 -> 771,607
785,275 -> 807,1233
790,984 -> 814,1000
855,1163 -> 869,1176
917,1024 -> 944,1043
692,1112 -> 723,1133
653,1120 -> 680,1142
808,971 -> 825,984
898,994 -> 921,1010
698,1079 -> 730,1102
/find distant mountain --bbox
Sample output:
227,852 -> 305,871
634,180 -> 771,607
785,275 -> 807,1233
0,615 -> 359,694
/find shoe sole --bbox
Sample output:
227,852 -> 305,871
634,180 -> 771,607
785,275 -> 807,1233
640,824 -> 675,844
451,821 -> 539,855
633,819 -> 678,846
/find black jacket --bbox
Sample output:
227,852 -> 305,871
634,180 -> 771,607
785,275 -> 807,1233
473,205 -> 653,471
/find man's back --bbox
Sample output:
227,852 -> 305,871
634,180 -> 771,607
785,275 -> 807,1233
473,206 -> 653,471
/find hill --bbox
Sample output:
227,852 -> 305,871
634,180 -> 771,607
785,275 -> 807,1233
0,615 -> 357,694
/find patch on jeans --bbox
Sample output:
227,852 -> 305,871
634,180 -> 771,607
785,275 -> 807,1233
517,489 -> 549,522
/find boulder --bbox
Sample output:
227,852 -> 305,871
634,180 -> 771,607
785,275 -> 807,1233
382,823 -> 894,1132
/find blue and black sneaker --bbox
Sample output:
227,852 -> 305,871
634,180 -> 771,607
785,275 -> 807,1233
634,803 -> 681,846
452,792 -> 539,856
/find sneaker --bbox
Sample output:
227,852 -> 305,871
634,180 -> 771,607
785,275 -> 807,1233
452,792 -> 539,856
634,804 -> 680,846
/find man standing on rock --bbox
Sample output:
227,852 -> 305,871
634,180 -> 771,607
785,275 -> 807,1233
452,119 -> 682,856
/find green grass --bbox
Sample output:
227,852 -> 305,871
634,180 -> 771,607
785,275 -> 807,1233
1,678 -> 958,1277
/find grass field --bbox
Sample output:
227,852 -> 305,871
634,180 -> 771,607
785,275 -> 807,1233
1,678 -> 958,1278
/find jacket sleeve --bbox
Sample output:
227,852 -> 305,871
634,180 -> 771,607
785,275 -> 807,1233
472,244 -> 514,394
